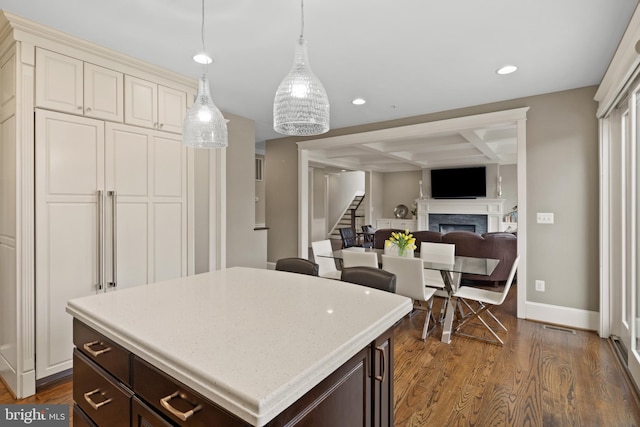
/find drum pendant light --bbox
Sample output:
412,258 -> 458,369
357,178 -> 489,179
273,0 -> 330,136
182,0 -> 228,148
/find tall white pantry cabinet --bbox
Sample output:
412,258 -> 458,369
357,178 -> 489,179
0,12 -> 200,397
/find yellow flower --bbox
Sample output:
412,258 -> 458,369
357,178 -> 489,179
388,229 -> 415,252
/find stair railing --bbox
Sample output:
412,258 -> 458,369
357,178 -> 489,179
328,191 -> 365,237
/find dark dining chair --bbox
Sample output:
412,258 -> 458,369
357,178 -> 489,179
340,227 -> 373,249
361,225 -> 376,245
373,228 -> 405,249
339,227 -> 359,248
275,257 -> 319,276
340,266 -> 396,293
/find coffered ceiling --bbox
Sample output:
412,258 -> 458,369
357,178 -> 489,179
307,122 -> 517,172
0,0 -> 636,171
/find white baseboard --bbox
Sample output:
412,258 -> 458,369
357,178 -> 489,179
0,354 -> 35,398
525,301 -> 599,332
267,261 -> 276,270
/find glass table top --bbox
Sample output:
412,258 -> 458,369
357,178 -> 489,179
317,247 -> 500,276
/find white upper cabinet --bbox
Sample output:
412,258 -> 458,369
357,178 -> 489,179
36,49 -> 123,122
125,75 -> 186,133
35,49 -> 83,114
84,63 -> 124,122
158,85 -> 187,133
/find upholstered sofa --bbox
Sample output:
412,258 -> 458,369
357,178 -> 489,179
441,231 -> 517,285
373,228 -> 517,285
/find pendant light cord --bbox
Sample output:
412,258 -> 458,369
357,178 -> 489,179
201,0 -> 207,75
300,0 -> 305,38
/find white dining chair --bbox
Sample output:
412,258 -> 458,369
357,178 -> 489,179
382,255 -> 437,340
311,239 -> 342,280
342,250 -> 379,268
419,242 -> 456,289
453,255 -> 520,346
420,242 -> 460,321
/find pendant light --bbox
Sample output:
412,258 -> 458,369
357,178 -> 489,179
182,0 -> 228,148
273,0 -> 330,136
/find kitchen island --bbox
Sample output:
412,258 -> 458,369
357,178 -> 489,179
66,267 -> 412,426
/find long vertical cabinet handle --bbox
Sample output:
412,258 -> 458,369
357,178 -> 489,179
374,345 -> 386,383
107,191 -> 117,288
96,190 -> 104,291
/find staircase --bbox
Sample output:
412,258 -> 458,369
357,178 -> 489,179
329,194 -> 366,240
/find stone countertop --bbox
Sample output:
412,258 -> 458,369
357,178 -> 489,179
66,267 -> 412,426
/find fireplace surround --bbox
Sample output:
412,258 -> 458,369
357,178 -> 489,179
416,198 -> 505,233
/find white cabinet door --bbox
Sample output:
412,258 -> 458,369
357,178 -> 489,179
35,110 -> 105,379
124,75 -> 158,129
376,219 -> 391,229
35,49 -> 83,114
390,219 -> 417,231
125,76 -> 186,133
104,124 -> 187,289
35,114 -> 187,379
36,49 -> 123,123
158,85 -> 186,133
84,63 -> 123,122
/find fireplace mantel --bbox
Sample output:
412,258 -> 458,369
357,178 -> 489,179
416,198 -> 505,233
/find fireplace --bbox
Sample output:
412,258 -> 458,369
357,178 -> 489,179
439,223 -> 476,233
429,214 -> 487,234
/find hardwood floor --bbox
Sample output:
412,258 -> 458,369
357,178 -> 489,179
1,285 -> 639,426
393,285 -> 640,426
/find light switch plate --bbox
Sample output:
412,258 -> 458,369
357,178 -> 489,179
536,212 -> 554,224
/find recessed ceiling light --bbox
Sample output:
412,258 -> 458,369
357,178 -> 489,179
352,98 -> 366,105
497,65 -> 518,75
193,53 -> 212,64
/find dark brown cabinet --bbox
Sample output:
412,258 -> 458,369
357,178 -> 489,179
73,350 -> 132,426
132,397 -> 173,427
372,328 -> 394,427
72,320 -> 395,426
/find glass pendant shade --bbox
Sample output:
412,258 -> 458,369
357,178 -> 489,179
273,36 -> 330,136
182,75 -> 228,148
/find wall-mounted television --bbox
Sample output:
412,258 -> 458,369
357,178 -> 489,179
430,166 -> 487,199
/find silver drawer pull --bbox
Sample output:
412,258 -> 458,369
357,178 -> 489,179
83,389 -> 113,410
160,391 -> 202,421
374,345 -> 386,383
83,340 -> 112,357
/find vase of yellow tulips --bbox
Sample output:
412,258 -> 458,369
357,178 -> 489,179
385,230 -> 417,257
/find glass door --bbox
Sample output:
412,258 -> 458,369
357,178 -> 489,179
612,81 -> 640,385
632,85 -> 640,382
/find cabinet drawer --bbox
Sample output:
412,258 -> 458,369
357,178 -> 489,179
74,319 -> 131,386
133,356 -> 248,426
73,404 -> 97,427
132,397 -> 174,427
73,350 -> 132,427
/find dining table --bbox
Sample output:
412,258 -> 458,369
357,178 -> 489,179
316,247 -> 500,344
